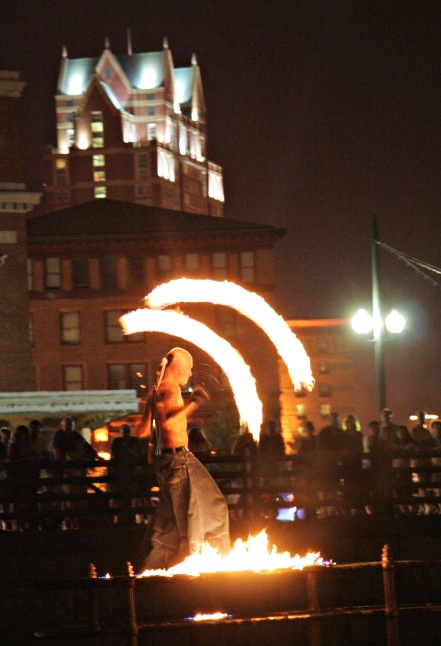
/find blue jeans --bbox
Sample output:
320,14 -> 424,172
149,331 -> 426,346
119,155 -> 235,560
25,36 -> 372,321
143,449 -> 230,570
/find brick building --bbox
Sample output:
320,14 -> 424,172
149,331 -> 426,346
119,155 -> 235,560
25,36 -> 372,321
0,71 -> 41,392
27,198 -> 285,425
279,319 -> 356,448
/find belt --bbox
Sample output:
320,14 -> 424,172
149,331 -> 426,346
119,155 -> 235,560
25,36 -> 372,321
155,446 -> 188,456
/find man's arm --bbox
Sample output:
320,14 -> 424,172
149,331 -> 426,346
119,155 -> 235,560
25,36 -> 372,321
136,389 -> 155,438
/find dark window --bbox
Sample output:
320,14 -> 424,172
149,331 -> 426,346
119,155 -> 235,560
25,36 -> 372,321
101,256 -> 118,289
128,256 -> 144,288
108,363 -> 148,395
72,258 -> 89,288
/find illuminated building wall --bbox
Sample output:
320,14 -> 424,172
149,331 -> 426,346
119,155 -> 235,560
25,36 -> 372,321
42,39 -> 224,217
279,318 -> 357,450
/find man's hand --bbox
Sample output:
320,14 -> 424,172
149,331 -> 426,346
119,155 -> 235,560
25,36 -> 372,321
190,385 -> 210,407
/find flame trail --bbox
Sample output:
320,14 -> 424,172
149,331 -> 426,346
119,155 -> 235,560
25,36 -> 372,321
145,278 -> 314,391
120,308 -> 262,439
138,530 -> 324,577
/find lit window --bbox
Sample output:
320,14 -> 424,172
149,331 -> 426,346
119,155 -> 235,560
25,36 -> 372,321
212,252 -> 227,279
67,129 -> 74,147
91,111 -> 104,148
320,404 -> 331,418
55,158 -> 67,187
63,365 -> 83,390
93,154 -> 105,167
61,312 -> 81,344
240,251 -> 255,283
93,170 -> 106,182
157,150 -> 176,182
295,404 -> 306,418
208,171 -> 224,201
147,123 -> 156,140
94,186 -> 107,199
45,257 -> 61,289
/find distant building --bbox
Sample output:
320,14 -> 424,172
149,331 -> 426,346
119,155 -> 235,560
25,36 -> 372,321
0,71 -> 41,391
279,318 -> 356,448
42,39 -> 224,216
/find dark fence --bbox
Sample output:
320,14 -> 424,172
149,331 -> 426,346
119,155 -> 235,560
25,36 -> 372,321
24,547 -> 441,645
1,448 -> 441,530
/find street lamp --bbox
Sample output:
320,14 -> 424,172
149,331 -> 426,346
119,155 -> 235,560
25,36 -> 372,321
351,219 -> 406,414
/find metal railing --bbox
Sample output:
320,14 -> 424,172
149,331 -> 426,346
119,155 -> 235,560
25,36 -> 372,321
29,546 -> 441,645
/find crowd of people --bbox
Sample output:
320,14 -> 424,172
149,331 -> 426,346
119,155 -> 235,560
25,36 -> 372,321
1,405 -> 441,531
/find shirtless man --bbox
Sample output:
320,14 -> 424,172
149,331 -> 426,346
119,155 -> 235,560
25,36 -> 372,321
138,347 -> 230,571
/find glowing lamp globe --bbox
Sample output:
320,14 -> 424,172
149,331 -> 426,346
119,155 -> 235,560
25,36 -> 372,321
385,309 -> 405,334
351,308 -> 373,335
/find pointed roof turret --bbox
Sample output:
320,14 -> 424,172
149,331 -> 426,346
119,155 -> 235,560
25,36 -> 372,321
62,45 -> 68,59
163,36 -> 169,49
191,53 -> 197,66
104,37 -> 110,50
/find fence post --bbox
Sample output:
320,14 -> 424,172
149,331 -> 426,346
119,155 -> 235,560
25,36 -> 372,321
382,544 -> 400,646
306,569 -> 321,646
243,449 -> 256,526
88,562 -> 100,646
126,561 -> 139,646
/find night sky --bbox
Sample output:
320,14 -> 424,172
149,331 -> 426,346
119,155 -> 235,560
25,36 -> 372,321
2,1 -> 441,425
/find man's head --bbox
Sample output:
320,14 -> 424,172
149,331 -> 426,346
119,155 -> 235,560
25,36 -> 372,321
60,417 -> 74,432
166,347 -> 193,386
380,408 -> 393,426
121,423 -> 131,437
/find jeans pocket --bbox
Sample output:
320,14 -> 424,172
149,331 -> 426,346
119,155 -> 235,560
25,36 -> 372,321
163,465 -> 187,485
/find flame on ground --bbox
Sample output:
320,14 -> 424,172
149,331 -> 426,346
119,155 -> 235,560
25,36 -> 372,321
145,279 -> 314,392
138,530 -> 323,578
120,308 -> 262,439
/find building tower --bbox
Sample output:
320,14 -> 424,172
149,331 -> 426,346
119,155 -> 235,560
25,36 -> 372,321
42,38 -> 224,216
0,71 -> 41,391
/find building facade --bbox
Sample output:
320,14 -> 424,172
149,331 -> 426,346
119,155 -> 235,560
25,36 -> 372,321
279,319 -> 356,449
42,39 -> 224,216
27,199 -> 285,426
0,71 -> 41,392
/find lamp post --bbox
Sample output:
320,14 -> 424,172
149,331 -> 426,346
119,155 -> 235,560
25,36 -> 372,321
351,219 -> 405,414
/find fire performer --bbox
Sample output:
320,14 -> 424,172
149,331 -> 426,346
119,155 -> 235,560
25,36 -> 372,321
137,347 -> 230,571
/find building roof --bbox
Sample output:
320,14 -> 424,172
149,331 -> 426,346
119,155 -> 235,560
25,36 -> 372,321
27,199 -> 285,244
58,50 -> 195,109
